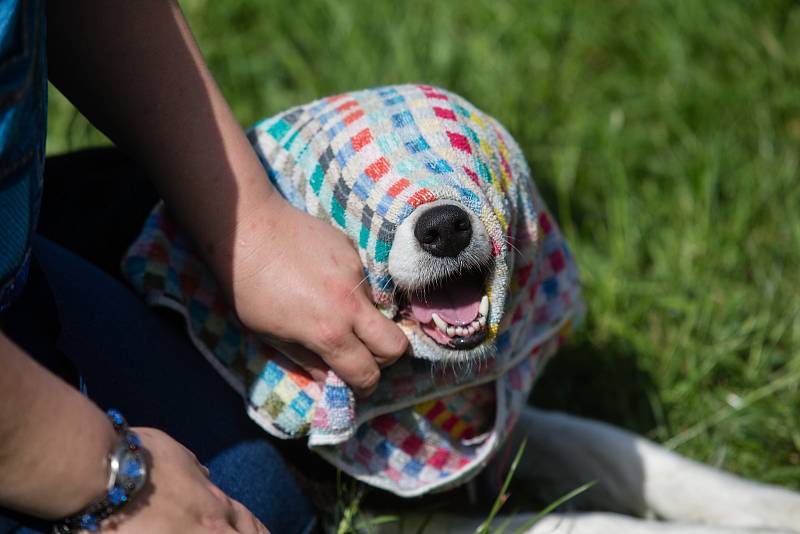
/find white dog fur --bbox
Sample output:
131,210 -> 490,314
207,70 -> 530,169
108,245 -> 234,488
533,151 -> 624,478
388,199 -> 493,293
382,202 -> 800,533
382,408 -> 800,533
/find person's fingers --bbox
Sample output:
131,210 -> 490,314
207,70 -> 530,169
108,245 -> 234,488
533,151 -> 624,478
207,482 -> 234,508
227,499 -> 266,534
316,330 -> 381,397
268,339 -> 329,385
200,484 -> 241,533
353,295 -> 409,368
172,442 -> 212,478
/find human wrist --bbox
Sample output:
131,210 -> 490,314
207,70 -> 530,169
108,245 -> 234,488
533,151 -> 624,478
0,339 -> 120,519
56,415 -> 120,519
54,410 -> 149,533
204,188 -> 288,304
0,411 -> 117,520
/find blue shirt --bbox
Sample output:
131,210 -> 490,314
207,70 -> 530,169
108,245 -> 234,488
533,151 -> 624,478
0,0 -> 47,314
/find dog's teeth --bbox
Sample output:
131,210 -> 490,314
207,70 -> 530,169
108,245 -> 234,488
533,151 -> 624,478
455,326 -> 465,337
431,313 -> 448,333
479,295 -> 489,317
466,325 -> 476,336
446,326 -> 456,337
478,316 -> 486,327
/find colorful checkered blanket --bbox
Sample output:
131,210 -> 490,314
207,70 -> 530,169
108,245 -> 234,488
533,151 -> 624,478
123,85 -> 582,496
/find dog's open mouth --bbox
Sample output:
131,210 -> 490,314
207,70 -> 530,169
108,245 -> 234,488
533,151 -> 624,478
398,268 -> 489,351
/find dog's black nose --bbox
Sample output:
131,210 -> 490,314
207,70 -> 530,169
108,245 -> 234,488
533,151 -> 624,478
414,205 -> 472,257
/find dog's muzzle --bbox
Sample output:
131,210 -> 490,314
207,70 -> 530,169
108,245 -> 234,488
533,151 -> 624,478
388,200 -> 494,354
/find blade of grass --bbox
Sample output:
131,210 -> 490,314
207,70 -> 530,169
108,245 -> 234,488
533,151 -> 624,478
492,506 -> 521,534
665,369 -> 800,450
354,514 -> 399,533
474,437 -> 527,534
413,511 -> 435,534
511,481 -> 597,534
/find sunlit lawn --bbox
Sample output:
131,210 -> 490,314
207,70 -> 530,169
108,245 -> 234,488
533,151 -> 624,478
48,0 -> 800,510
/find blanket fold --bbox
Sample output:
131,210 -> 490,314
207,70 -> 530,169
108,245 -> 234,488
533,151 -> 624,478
123,85 -> 582,496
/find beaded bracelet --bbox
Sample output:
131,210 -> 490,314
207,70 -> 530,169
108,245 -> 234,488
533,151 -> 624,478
53,410 -> 148,533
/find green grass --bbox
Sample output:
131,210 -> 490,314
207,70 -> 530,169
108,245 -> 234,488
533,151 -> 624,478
48,0 -> 800,501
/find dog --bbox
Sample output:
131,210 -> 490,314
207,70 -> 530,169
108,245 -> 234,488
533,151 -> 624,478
124,85 -> 800,532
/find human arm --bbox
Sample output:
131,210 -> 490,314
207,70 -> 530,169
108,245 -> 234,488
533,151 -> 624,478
0,332 -> 267,533
0,332 -> 116,518
45,0 -> 407,396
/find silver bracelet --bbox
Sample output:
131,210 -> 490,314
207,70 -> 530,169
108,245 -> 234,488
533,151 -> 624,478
53,410 -> 148,533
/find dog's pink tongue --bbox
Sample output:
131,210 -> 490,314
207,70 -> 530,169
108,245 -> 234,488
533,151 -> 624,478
409,282 -> 482,326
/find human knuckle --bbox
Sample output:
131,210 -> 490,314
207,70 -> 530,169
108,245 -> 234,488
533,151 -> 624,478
206,481 -> 228,501
233,500 -> 261,532
317,321 -> 347,350
197,513 -> 230,533
231,499 -> 248,514
360,312 -> 381,332
206,490 -> 235,520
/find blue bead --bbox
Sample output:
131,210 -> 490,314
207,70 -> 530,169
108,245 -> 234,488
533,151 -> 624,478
126,432 -> 142,449
122,458 -> 144,478
107,409 -> 125,427
108,486 -> 128,506
79,514 -> 98,531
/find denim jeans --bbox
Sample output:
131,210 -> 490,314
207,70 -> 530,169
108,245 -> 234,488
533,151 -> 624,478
0,237 -> 317,534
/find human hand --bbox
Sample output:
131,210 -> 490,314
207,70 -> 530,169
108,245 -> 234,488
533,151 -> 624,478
46,0 -> 406,398
102,428 -> 269,534
227,196 -> 408,397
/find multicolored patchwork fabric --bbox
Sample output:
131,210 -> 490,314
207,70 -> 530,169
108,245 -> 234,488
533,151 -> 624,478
123,85 -> 583,496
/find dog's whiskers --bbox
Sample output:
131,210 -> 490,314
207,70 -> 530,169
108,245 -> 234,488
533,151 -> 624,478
348,274 -> 371,297
502,236 -> 523,256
